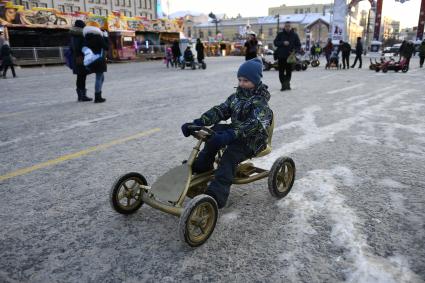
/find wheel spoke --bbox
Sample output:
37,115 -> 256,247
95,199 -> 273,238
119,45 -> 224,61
126,197 -> 131,207
123,183 -> 130,191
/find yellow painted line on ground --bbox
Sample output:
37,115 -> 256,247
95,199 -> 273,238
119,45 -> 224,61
0,128 -> 161,182
0,111 -> 28,118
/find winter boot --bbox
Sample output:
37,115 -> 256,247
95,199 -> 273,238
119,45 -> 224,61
80,89 -> 92,102
94,92 -> 106,103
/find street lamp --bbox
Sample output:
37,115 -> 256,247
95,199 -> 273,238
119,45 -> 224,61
208,12 -> 221,39
275,14 -> 280,34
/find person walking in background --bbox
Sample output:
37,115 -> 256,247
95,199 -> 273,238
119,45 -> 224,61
195,38 -> 205,64
274,21 -> 301,91
351,37 -> 363,68
323,39 -> 333,66
165,46 -> 173,68
402,41 -> 415,68
83,24 -> 108,103
338,40 -> 351,69
171,40 -> 181,68
419,40 -> 425,68
0,41 -> 16,78
244,32 -> 258,61
70,20 -> 92,101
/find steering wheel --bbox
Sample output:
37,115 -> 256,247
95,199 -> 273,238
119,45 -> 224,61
187,125 -> 215,140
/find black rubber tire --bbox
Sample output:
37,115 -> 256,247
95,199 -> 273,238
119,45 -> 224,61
301,63 -> 308,71
110,172 -> 147,215
268,157 -> 296,199
201,62 -> 207,69
402,66 -> 408,73
375,68 -> 380,72
382,67 -> 388,73
295,64 -> 301,71
311,60 -> 320,67
181,62 -> 185,69
179,194 -> 218,247
191,62 -> 196,70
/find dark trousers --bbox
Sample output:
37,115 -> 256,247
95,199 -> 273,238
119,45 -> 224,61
192,124 -> 253,208
278,57 -> 292,87
342,54 -> 350,69
2,63 -> 16,77
420,56 -> 424,67
76,73 -> 87,90
352,54 -> 362,68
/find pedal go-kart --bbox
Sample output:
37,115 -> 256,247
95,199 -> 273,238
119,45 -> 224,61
110,121 -> 296,247
181,58 -> 207,70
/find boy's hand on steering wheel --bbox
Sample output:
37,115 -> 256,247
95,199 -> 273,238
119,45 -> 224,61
181,119 -> 204,137
209,130 -> 236,147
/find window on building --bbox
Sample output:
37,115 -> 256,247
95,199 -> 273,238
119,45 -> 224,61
39,2 -> 47,7
268,27 -> 273,36
188,27 -> 191,38
299,8 -> 303,13
208,30 -> 212,37
65,6 -> 72,12
58,4 -> 65,12
199,30 -> 204,38
102,0 -> 107,4
315,7 -> 318,13
104,9 -> 108,15
95,0 -> 100,4
306,8 -> 310,13
120,0 -> 125,6
127,0 -> 131,7
148,0 -> 151,9
74,6 -> 81,11
115,0 -> 119,5
144,0 -> 147,9
90,7 -> 95,13
88,0 -> 94,2
294,9 -> 298,14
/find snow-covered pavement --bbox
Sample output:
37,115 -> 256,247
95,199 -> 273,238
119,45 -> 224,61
0,56 -> 424,282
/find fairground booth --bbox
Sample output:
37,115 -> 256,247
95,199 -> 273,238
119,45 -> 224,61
0,1 -> 183,65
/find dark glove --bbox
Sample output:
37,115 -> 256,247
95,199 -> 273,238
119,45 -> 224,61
181,122 -> 194,137
193,118 -> 204,126
209,130 -> 236,148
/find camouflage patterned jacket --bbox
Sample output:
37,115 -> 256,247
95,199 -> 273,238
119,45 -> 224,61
198,83 -> 273,155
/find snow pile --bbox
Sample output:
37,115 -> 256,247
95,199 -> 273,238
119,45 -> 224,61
279,166 -> 421,283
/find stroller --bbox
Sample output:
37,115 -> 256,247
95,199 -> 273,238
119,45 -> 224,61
326,50 -> 341,69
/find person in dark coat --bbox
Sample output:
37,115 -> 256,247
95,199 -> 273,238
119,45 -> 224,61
351,37 -> 363,68
83,25 -> 108,103
402,41 -> 415,68
1,41 -> 16,78
419,40 -> 425,68
338,40 -> 351,69
323,38 -> 333,65
273,21 -> 301,91
171,40 -> 181,68
244,32 -> 258,61
195,38 -> 205,63
70,20 -> 91,101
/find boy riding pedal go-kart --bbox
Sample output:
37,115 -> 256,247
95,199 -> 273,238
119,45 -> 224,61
110,58 -> 295,247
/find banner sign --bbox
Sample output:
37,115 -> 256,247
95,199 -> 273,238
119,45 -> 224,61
331,0 -> 347,42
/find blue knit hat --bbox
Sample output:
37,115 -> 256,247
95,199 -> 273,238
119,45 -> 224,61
237,58 -> 263,86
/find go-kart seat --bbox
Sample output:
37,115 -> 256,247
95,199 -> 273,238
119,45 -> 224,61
254,114 -> 274,158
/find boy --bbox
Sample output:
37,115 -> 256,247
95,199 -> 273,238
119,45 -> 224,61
181,58 -> 273,208
183,46 -> 194,63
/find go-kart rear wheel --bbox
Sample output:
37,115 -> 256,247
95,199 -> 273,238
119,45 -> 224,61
110,172 -> 147,214
301,63 -> 308,71
382,66 -> 388,73
311,60 -> 320,67
402,65 -> 408,73
179,194 -> 218,247
268,157 -> 296,199
295,64 -> 301,71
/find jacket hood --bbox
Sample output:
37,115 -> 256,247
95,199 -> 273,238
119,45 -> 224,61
83,26 -> 103,37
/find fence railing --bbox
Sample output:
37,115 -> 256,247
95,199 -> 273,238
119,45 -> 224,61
11,46 -> 68,66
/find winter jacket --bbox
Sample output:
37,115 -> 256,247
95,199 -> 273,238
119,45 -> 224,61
419,42 -> 425,57
244,39 -> 258,56
324,42 -> 333,56
0,44 -> 13,65
83,26 -> 109,73
198,83 -> 273,155
273,29 -> 301,59
355,40 -> 363,55
172,42 -> 181,58
69,27 -> 86,75
402,43 -> 415,58
339,42 -> 351,55
196,42 -> 205,60
184,49 -> 194,61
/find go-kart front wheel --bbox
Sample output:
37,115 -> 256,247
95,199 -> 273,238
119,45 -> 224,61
179,194 -> 218,247
268,157 -> 296,199
110,172 -> 147,214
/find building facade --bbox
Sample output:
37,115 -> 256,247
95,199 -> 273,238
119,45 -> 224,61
12,0 -> 157,18
268,3 -> 333,16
